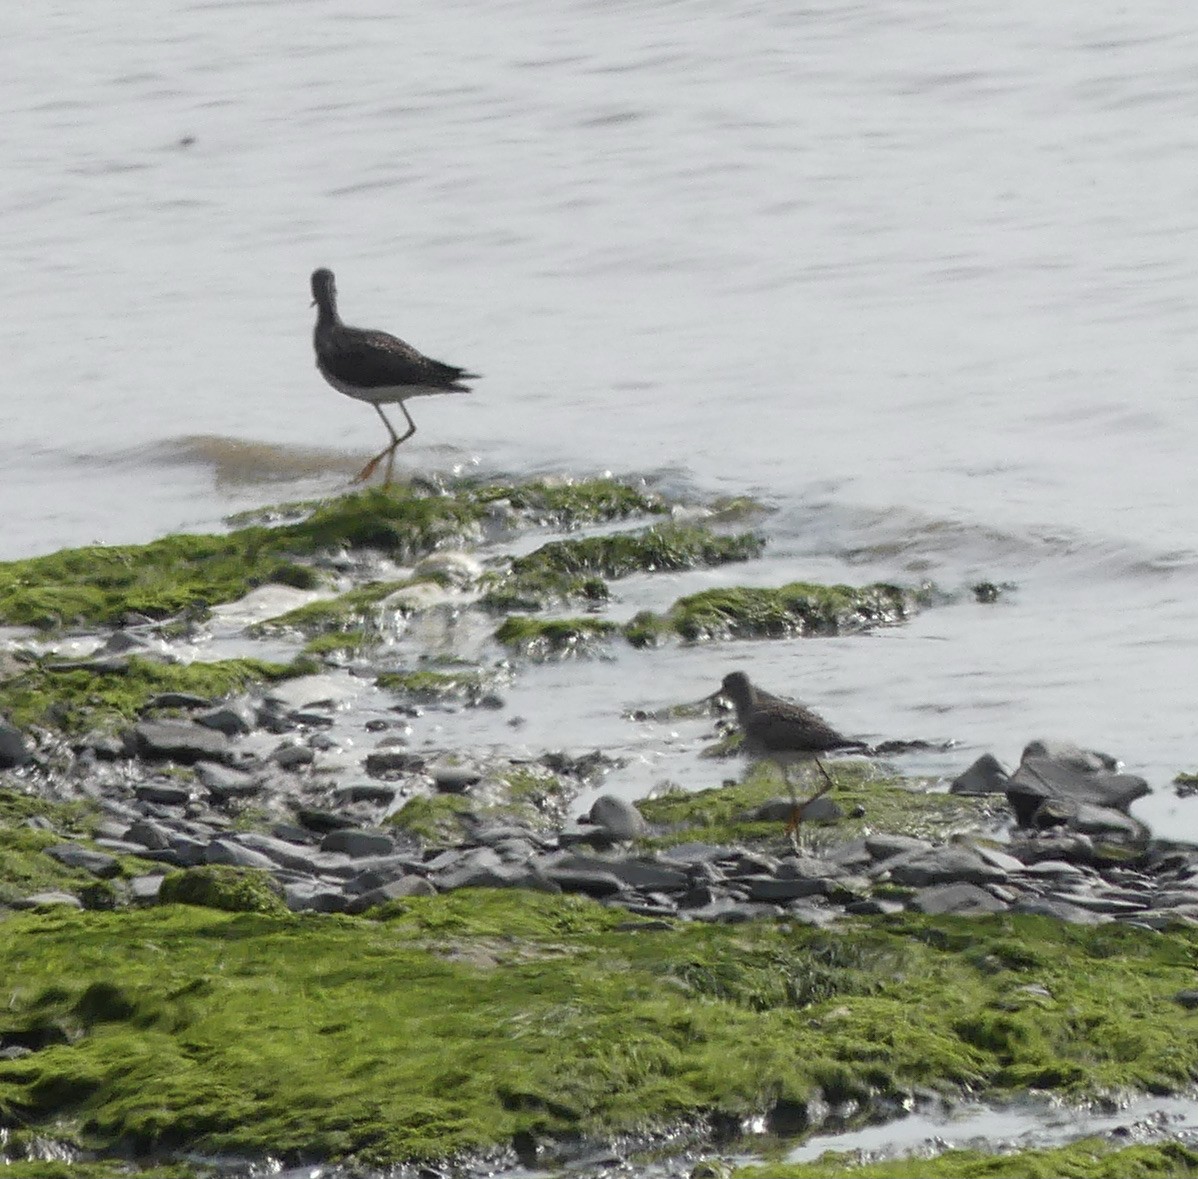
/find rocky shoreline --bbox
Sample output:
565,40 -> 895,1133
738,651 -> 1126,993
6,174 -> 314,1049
1,474 -> 1197,1178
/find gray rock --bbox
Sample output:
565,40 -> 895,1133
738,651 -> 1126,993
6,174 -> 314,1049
346,875 -> 438,913
890,846 -> 1009,888
546,853 -> 689,893
365,749 -> 426,775
587,795 -> 646,839
543,867 -> 624,898
864,834 -> 934,861
47,843 -> 120,878
129,875 -> 166,904
845,898 -> 906,916
134,782 -> 192,806
194,762 -> 264,801
144,692 -> 211,710
431,765 -> 482,793
1007,743 -> 1149,827
911,883 -> 1009,915
203,839 -> 277,871
296,808 -> 357,834
195,701 -> 256,737
273,744 -> 315,770
263,675 -> 355,712
331,782 -> 398,805
1007,834 -> 1095,866
1011,897 -> 1111,925
167,834 -> 208,866
320,829 -> 394,858
950,753 -> 1010,795
972,846 -> 1028,874
0,720 -> 31,769
236,834 -> 327,874
284,883 -> 350,913
1174,990 -> 1198,1010
131,720 -> 231,765
742,875 -> 827,902
124,819 -> 173,851
16,891 -> 83,910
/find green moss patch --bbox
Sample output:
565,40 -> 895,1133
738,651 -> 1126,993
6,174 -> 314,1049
737,1137 -> 1198,1178
158,866 -> 287,915
1,899 -> 1198,1166
467,477 -> 665,524
625,582 -> 918,646
493,616 -> 618,657
0,655 -> 305,735
375,667 -> 487,705
0,790 -> 155,906
481,525 -> 765,611
386,793 -> 477,842
637,761 -> 998,849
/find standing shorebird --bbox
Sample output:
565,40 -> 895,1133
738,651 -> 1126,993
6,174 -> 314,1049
310,268 -> 479,484
714,670 -> 867,845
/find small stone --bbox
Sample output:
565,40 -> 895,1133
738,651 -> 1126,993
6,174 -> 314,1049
16,891 -> 83,910
0,720 -> 32,769
588,795 -> 646,839
320,829 -> 394,857
431,765 -> 482,793
273,744 -> 315,770
195,702 -> 255,737
365,749 -> 426,775
134,782 -> 192,806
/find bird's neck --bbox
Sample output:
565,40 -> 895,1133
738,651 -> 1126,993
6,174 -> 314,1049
313,298 -> 341,331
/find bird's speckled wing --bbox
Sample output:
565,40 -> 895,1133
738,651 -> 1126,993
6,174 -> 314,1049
324,324 -> 474,390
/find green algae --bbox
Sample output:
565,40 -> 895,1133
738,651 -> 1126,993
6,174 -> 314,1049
0,655 -> 306,735
625,582 -> 917,646
736,1137 -> 1198,1178
158,866 -> 287,915
1,897 -> 1198,1166
0,478 -> 665,632
386,793 -> 476,842
637,761 -> 997,849
0,790 -> 156,905
480,525 -> 766,611
467,477 -> 665,523
375,667 -> 487,705
493,616 -> 618,656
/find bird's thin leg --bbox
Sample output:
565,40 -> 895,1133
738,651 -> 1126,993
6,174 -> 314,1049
382,447 -> 397,488
356,405 -> 406,483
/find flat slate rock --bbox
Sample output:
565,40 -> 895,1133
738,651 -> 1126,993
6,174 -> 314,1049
0,721 -> 32,769
194,762 -> 263,801
890,845 -> 1009,888
911,883 -> 1009,915
46,843 -> 120,878
320,829 -> 394,857
130,720 -> 231,765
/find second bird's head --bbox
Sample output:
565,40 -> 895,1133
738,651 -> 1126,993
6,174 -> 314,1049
310,267 -> 337,308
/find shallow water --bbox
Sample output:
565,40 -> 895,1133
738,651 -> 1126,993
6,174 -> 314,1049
7,0 -> 1198,836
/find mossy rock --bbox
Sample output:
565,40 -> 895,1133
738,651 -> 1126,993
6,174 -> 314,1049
637,761 -> 999,849
493,616 -> 618,657
158,865 -> 287,915
480,525 -> 765,611
375,668 -> 487,705
0,655 -> 308,735
625,582 -> 918,646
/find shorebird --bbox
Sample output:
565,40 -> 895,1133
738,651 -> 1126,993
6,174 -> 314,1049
714,670 -> 867,846
310,268 -> 479,484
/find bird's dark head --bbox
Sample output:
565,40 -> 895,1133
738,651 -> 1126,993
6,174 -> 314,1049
717,671 -> 755,712
310,268 -> 337,309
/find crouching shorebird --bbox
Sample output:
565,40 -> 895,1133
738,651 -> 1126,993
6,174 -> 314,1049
310,268 -> 479,484
714,670 -> 868,845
